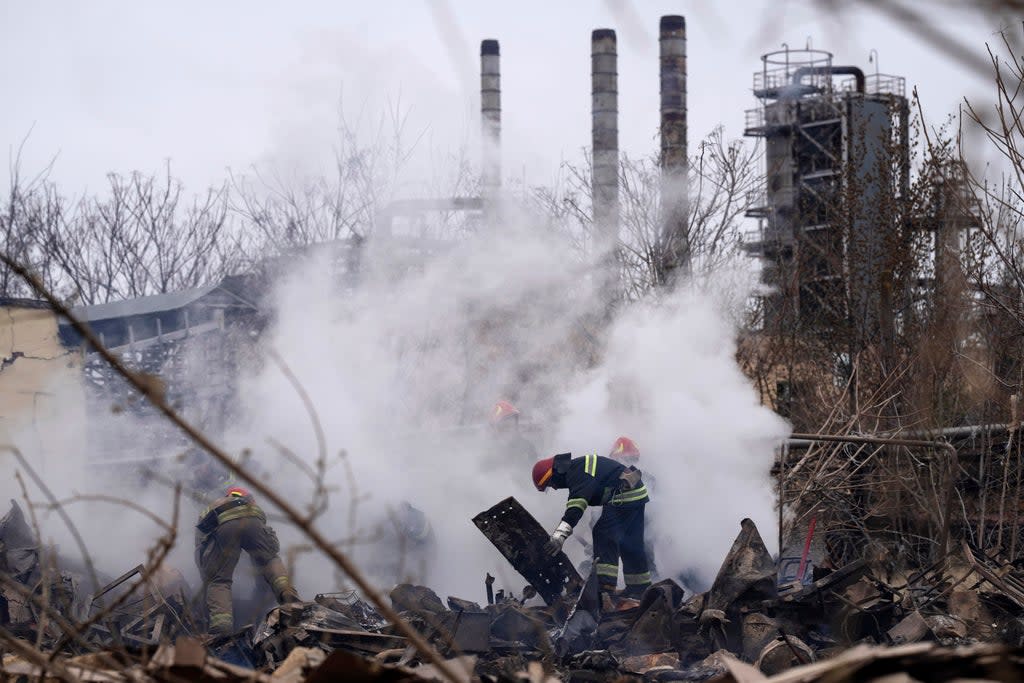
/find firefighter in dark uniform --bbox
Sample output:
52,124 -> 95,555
195,486 -> 300,635
532,452 -> 651,597
608,437 -> 659,581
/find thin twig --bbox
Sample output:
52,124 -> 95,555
0,252 -> 462,683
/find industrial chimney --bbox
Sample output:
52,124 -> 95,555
480,39 -> 501,213
659,15 -> 689,281
591,29 -> 619,255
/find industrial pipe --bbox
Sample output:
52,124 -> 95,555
480,39 -> 501,205
785,432 -> 958,561
792,65 -> 866,93
591,28 -> 619,248
659,14 -> 689,280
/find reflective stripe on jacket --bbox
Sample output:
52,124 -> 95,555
198,495 -> 266,529
559,453 -> 648,527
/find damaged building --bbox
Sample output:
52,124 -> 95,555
57,274 -> 266,448
0,297 -> 86,456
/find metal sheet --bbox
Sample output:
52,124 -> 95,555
472,496 -> 582,606
447,611 -> 491,653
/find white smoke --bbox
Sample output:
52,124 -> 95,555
0,209 -> 787,610
223,210 -> 601,599
554,282 -> 790,587
222,205 -> 788,601
0,366 -> 191,591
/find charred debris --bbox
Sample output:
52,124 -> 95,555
0,11 -> 1018,683
6,496 -> 1024,683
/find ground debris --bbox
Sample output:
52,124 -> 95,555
315,590 -> 388,630
621,651 -> 680,674
392,584 -> 448,616
270,647 -> 326,682
755,634 -> 814,675
10,511 -> 1024,682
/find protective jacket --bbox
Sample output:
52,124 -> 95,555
550,453 -> 649,528
197,494 -> 265,531
195,493 -> 297,635
548,452 -> 651,595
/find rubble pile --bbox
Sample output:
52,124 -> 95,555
8,500 -> 1024,682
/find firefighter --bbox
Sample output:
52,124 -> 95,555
396,501 -> 435,550
608,436 -> 659,581
577,436 -> 647,576
490,400 -> 539,462
195,486 -> 300,635
532,452 -> 651,597
367,501 -> 437,587
609,436 -> 640,468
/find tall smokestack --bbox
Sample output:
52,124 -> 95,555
480,39 -> 501,213
659,15 -> 689,282
591,29 -> 619,256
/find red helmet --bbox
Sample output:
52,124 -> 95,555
609,437 -> 640,460
227,486 -> 251,498
532,457 -> 554,491
490,400 -> 521,425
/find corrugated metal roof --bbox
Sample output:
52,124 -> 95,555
66,282 -> 221,323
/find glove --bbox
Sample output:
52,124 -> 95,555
545,521 -> 573,556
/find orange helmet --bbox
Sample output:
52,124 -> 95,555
609,436 -> 640,460
490,400 -> 521,425
532,457 -> 555,491
227,486 -> 251,498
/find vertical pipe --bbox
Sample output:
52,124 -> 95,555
778,443 -> 787,563
591,29 -> 619,258
659,15 -> 689,282
480,39 -> 501,213
1010,396 -> 1023,560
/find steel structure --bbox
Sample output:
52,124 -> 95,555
744,48 -> 910,342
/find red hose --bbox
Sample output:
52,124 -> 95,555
797,515 -> 817,582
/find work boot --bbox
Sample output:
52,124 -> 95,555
207,612 -> 234,638
622,584 -> 649,599
279,587 -> 301,604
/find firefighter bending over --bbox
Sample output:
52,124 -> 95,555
195,486 -> 300,635
532,452 -> 651,597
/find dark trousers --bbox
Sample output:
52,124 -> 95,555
592,502 -> 650,593
196,517 -> 292,635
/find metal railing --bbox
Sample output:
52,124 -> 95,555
745,107 -> 766,131
754,70 -> 906,101
865,73 -> 906,98
754,69 -> 793,93
746,188 -> 768,212
745,103 -> 798,133
744,186 -> 798,216
742,224 -> 797,250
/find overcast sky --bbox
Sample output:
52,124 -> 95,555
0,1 -> 1008,197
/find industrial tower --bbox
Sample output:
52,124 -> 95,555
743,48 -> 910,349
